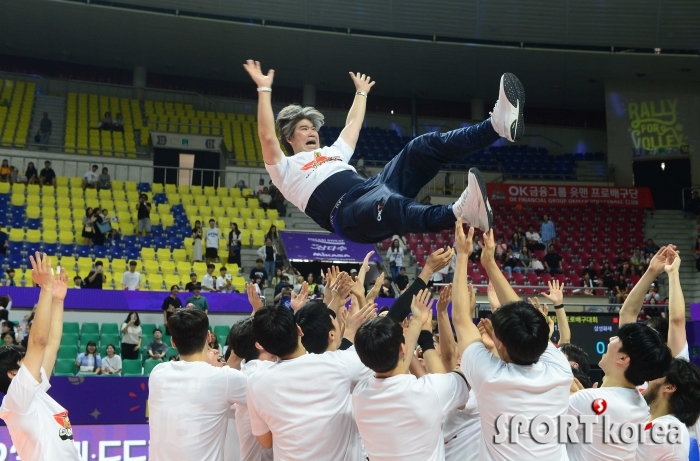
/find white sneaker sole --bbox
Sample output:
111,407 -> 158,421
502,73 -> 525,142
455,168 -> 493,232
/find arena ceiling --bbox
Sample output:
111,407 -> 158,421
1,0 -> 699,110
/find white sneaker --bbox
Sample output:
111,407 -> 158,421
452,168 -> 493,232
490,73 -> 525,142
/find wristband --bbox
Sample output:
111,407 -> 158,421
355,91 -> 367,98
417,330 -> 435,352
554,304 -> 565,310
257,87 -> 272,92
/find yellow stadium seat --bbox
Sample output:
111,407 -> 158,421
192,262 -> 207,276
157,204 -> 171,215
164,184 -> 177,194
220,197 -> 234,208
42,207 -> 57,219
152,183 -> 164,194
42,218 -> 57,230
69,177 -> 82,188
56,197 -> 71,209
208,196 -> 221,207
141,248 -> 155,260
112,180 -> 124,190
273,219 -> 286,230
58,219 -> 73,232
72,197 -> 86,209
120,223 -> 135,235
9,229 -> 24,242
43,229 -> 58,244
239,208 -> 253,219
41,185 -> 55,196
259,219 -> 272,231
99,189 -> 112,200
230,188 -> 241,198
161,214 -> 174,227
235,198 -> 246,209
156,248 -> 171,261
26,229 -> 41,243
180,195 -> 194,206
56,176 -> 69,187
59,256 -> 77,270
56,186 -> 70,198
10,194 -> 24,207
194,195 -> 207,207
266,209 -> 279,221
26,206 -> 40,219
172,249 -> 187,263
143,260 -> 159,274
161,260 -> 176,276
176,261 -> 192,276
0,182 -> 9,194
77,257 -> 93,272
199,206 -> 212,217
252,230 -> 265,247
248,198 -> 259,209
177,185 -> 190,195
111,259 -> 126,274
231,276 -> 246,293
125,181 -> 137,192
113,190 -> 127,202
190,186 -> 203,196
216,187 -> 228,197
253,208 -> 266,220
164,274 -> 181,289
12,184 -> 26,195
42,195 -> 56,208
245,218 -> 258,230
218,217 -> 231,229
147,274 -> 164,291
58,231 -> 74,245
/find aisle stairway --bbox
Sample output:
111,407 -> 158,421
29,95 -> 65,150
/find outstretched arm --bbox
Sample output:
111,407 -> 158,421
243,60 -> 284,166
541,280 -> 570,345
619,246 -> 671,326
452,220 -> 481,357
43,268 -> 68,376
664,250 -> 686,357
480,229 -> 520,304
398,290 -> 432,374
436,284 -> 457,371
339,73 -> 375,151
25,253 -> 55,383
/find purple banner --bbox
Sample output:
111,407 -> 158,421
0,424 -> 149,460
280,231 -> 381,263
691,303 -> 700,321
0,287 -> 252,313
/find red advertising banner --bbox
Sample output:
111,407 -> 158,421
486,184 -> 654,209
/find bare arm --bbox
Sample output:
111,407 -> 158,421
541,280 -> 570,345
399,290 -> 432,374
243,60 -> 284,166
256,431 -> 273,450
339,73 -> 375,151
452,221 -> 481,357
421,319 -> 446,374
43,269 -> 68,376
480,229 -> 520,304
436,284 -> 457,371
619,246 -> 670,326
664,251 -> 686,357
25,253 -> 55,382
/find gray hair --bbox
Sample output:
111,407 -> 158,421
275,105 -> 325,154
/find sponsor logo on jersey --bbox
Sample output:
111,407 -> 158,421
53,411 -> 74,441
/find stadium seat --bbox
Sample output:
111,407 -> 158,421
100,334 -> 121,348
60,334 -> 79,347
213,325 -> 230,338
63,322 -> 80,335
122,359 -> 143,376
80,322 -> 99,336
100,323 -> 119,335
141,323 -> 156,338
57,346 -> 78,360
54,359 -> 77,376
144,359 -> 162,376
80,333 -> 99,347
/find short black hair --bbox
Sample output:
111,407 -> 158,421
7,269 -> 14,274
168,308 -> 210,356
644,317 -> 669,344
228,318 -> 259,362
0,345 -> 25,394
354,317 -> 404,373
618,322 -> 672,386
256,258 -> 264,264
95,261 -> 103,268
559,343 -> 590,374
572,366 -> 592,389
207,264 -> 215,270
253,306 -> 299,358
129,260 -> 137,266
153,328 -> 162,334
170,285 -> 179,291
124,311 -> 141,326
220,267 -> 227,272
663,359 -> 700,426
294,301 -> 335,354
491,301 -> 550,365
193,283 -> 202,290
209,219 -> 215,223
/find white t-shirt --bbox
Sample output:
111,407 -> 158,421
567,387 -> 649,461
102,355 -> 122,374
217,276 -> 233,293
224,405 -> 240,461
149,360 -> 248,461
0,366 -> 81,460
206,227 -> 220,249
265,138 -> 356,212
84,170 -> 98,183
236,360 -> 275,461
202,274 -> 216,291
387,248 -> 404,267
461,342 -> 572,461
121,270 -> 141,290
636,414 -> 689,461
526,231 -> 541,242
444,389 -> 481,461
352,372 -> 469,461
246,349 -> 369,461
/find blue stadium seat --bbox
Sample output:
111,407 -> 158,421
8,242 -> 23,253
25,242 -> 41,255
76,245 -> 91,258
168,237 -> 183,249
8,254 -> 23,269
43,243 -> 58,256
108,245 -> 123,259
165,226 -> 179,238
10,216 -> 24,229
154,236 -> 168,249
122,235 -> 137,248
126,247 -> 139,260
93,245 -> 107,258
26,218 -> 41,230
137,183 -> 151,193
171,204 -> 184,215
150,225 -> 164,237
153,193 -> 167,205
139,236 -> 153,248
58,244 -> 75,256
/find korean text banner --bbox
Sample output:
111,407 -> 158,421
280,231 -> 382,263
486,184 -> 654,209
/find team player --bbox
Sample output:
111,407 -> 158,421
0,253 -> 78,460
637,358 -> 700,460
244,59 -> 525,244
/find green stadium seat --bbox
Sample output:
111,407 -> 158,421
57,345 -> 78,360
167,347 -> 178,360
213,325 -> 230,337
217,335 -> 227,347
63,322 -> 79,335
80,334 -> 100,347
122,359 -> 143,376
60,334 -> 79,347
54,358 -> 76,376
144,359 -> 163,376
100,323 -> 119,335
100,334 -> 121,349
141,323 -> 156,338
162,335 -> 172,347
80,322 -> 99,336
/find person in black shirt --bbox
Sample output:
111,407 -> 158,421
0,228 -> 7,257
249,259 -> 268,284
395,267 -> 409,292
84,261 -> 106,289
377,276 -> 396,298
614,274 -> 629,304
137,193 -> 152,235
25,162 -> 38,184
582,261 -> 598,281
615,250 -> 630,273
543,244 -> 564,274
161,285 -> 183,335
39,160 -> 56,186
184,273 -> 198,292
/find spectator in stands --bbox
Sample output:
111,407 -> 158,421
121,311 -> 142,360
580,273 -> 596,295
16,305 -> 33,342
615,250 -> 630,273
183,273 -> 199,292
395,267 -> 409,292
0,228 -> 7,256
101,344 -> 122,375
271,268 -> 283,289
201,264 -> 218,293
205,219 -> 219,265
503,248 -> 523,276
0,160 -> 10,182
631,248 -> 644,275
519,247 -> 534,273
237,179 -> 247,190
228,223 -> 241,267
420,196 -> 432,205
1,331 -> 15,346
274,282 -> 293,309
258,187 -> 272,210
378,276 -> 395,298
191,220 -> 203,262
444,172 -> 453,195
543,244 -> 564,274
256,178 -> 266,195
257,238 -> 277,279
600,262 -> 615,289
582,261 -> 598,281
293,275 -> 304,294
540,214 -> 556,247
273,274 -> 289,297
644,285 -> 661,303
113,113 -> 124,132
148,328 -> 169,361
386,239 -> 404,281
82,164 -> 99,190
82,207 -> 96,245
644,239 -> 660,255
614,274 -> 629,304
695,236 -> 700,272
84,261 -> 106,289
4,269 -> 16,287
209,335 -> 223,356
270,187 -> 287,217
494,236 -> 508,263
37,112 -> 52,149
98,167 -> 111,190
100,209 -> 118,241
469,234 -> 481,261
162,285 -> 182,334
619,261 -> 632,279
98,112 -> 113,131
76,340 -> 101,375
90,207 -> 108,247
512,225 -> 527,250
525,224 -> 544,251
8,166 -> 19,185
508,233 -> 522,252
137,193 -> 152,236
355,154 -> 368,176
24,162 -> 38,185
121,260 -> 142,291
39,160 -> 56,186
186,284 -> 209,313
217,267 -> 234,293
73,276 -> 83,288
266,225 -> 283,254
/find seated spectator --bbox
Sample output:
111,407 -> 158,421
503,248 -> 523,276
270,187 -> 287,217
82,207 -> 96,245
101,344 -> 122,375
512,225 -> 527,249
273,274 -> 289,297
209,335 -> 223,356
615,250 -> 630,273
236,179 -> 247,190
525,224 -> 544,251
378,276 -> 395,298
186,284 -> 209,313
82,164 -> 99,190
256,177 -> 267,195
100,209 -> 118,241
39,160 -> 56,186
619,261 -> 632,278
1,331 -> 16,346
543,244 -> 564,274
0,228 -> 7,256
1,320 -> 15,337
147,328 -> 169,361
600,262 -> 615,289
90,207 -> 108,247
258,187 -> 272,210
614,274 -> 629,303
530,254 -> 545,272
4,269 -> 16,287
121,311 -> 142,360
17,305 -> 34,340
112,113 -> 124,131
274,283 -> 293,309
216,267 -> 234,293
121,260 -> 142,291
24,162 -> 38,184
444,172 -> 454,195
508,234 -> 522,252
644,238 -> 660,255
494,237 -> 508,262
644,285 -> 661,302
519,247 -> 535,273
8,166 -> 19,184
540,214 -> 556,246
162,285 -> 182,334
98,112 -> 113,130
629,247 -> 645,275
469,234 -> 482,261
76,341 -> 101,375
579,273 -> 596,295
395,267 -> 409,291
73,276 -> 83,288
0,159 -> 10,182
293,275 -> 304,294
582,261 -> 598,281
98,167 -> 111,190
184,273 -> 198,291
201,264 -> 218,293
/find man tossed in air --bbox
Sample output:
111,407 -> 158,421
244,60 -> 525,244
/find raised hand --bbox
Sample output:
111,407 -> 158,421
477,318 -> 496,350
664,249 -> 681,274
648,245 -> 675,275
290,282 -> 309,312
30,252 -> 54,289
332,272 -> 354,300
487,281 -> 501,312
243,60 -> 275,88
349,72 -> 376,94
455,219 -> 474,256
424,247 -> 454,274
410,289 -> 433,327
480,229 -> 496,263
246,283 -> 264,313
541,280 -> 564,306
468,283 -> 477,313
529,296 -> 554,339
366,273 -> 384,305
436,284 -> 452,314
51,266 -> 68,301
344,302 -> 378,340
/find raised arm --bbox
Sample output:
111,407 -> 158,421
339,73 -> 375,151
541,280 -> 570,345
398,290 -> 432,374
619,246 -> 670,326
664,250 -> 686,357
25,253 -> 55,383
43,268 -> 68,376
480,229 -> 520,304
243,60 -> 284,166
452,220 -> 481,357
436,284 -> 457,371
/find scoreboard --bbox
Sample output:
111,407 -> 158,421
550,313 -> 619,364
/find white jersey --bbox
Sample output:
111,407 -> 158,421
636,414 -> 689,461
0,366 -> 81,461
444,389 -> 481,461
206,227 -> 220,249
236,360 -> 275,461
266,138 -> 356,212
